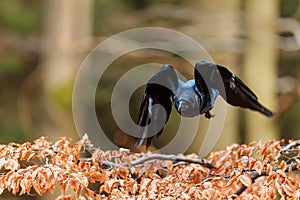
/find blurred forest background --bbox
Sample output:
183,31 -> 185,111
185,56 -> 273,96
0,0 -> 300,199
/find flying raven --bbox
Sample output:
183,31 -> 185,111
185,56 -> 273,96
136,60 -> 273,148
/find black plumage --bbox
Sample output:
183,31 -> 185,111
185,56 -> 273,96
136,60 -> 273,148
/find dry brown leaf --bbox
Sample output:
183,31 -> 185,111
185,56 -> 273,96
226,170 -> 241,187
165,160 -> 173,171
278,160 -> 287,171
266,163 -> 272,175
239,174 -> 252,187
140,178 -> 151,193
265,171 -> 277,185
296,159 -> 300,170
88,171 -> 107,183
84,188 -> 95,199
282,184 -> 293,197
118,165 -> 129,179
0,136 -> 299,199
253,160 -> 263,175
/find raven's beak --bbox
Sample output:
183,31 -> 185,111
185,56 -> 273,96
178,101 -> 183,112
178,100 -> 189,113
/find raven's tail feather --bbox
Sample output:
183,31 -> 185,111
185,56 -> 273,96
249,100 -> 274,117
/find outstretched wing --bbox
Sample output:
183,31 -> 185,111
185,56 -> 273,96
194,60 -> 273,117
136,64 -> 179,149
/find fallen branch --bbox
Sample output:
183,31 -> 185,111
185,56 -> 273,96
130,153 -> 215,168
79,153 -> 215,169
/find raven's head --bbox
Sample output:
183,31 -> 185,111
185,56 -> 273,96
173,80 -> 201,117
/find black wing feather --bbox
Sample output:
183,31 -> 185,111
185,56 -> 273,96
136,64 -> 179,148
194,60 -> 273,117
215,65 -> 273,117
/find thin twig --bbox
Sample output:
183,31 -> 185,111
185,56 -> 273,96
276,140 -> 300,160
194,178 -> 214,187
130,153 -> 215,168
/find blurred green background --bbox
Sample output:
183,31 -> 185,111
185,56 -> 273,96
0,1 -> 300,198
1,0 -> 300,144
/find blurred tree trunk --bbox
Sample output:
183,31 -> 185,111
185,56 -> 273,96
41,0 -> 93,140
208,0 -> 241,150
243,0 -> 279,142
190,0 -> 240,155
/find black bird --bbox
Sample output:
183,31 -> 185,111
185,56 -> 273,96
136,60 -> 273,148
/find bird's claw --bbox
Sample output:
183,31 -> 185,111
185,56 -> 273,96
205,111 -> 215,119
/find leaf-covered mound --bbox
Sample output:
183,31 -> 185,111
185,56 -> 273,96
0,135 -> 299,199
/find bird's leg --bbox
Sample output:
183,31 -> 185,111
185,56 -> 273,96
203,88 -> 218,119
204,111 -> 215,119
